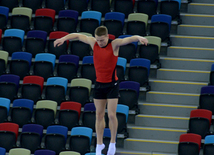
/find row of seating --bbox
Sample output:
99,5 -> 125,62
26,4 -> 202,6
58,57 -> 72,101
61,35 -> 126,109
0,7 -> 172,40
0,100 -> 129,133
0,51 -> 151,85
0,100 -> 128,153
177,84 -> 214,155
0,147 -> 97,155
0,122 -> 105,154
178,133 -> 214,155
0,30 -> 162,66
0,0 -> 182,20
0,73 -> 140,109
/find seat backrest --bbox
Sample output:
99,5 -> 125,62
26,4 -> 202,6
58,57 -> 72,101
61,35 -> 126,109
36,100 -> 57,115
84,102 -> 96,111
144,36 -> 161,53
12,7 -> 33,21
0,6 -> 9,21
130,58 -> 151,75
161,0 -> 181,9
179,133 -> 201,148
49,31 -> 69,39
0,97 -> 10,114
119,81 -> 140,97
0,30 -> 2,43
82,56 -> 94,64
35,53 -> 56,69
108,34 -> 115,40
103,128 -> 111,138
59,151 -> 80,155
11,52 -> 32,66
211,64 -> 214,71
104,12 -> 125,26
59,54 -> 79,68
70,127 -> 93,144
0,122 -> 19,139
49,31 -> 69,46
70,78 -> 92,93
81,11 -> 102,25
78,32 -> 93,37
0,74 -> 20,89
127,13 -> 148,27
60,101 -> 81,118
4,29 -> 25,43
116,104 -> 129,122
35,8 -> 56,24
117,57 -> 127,73
190,109 -> 212,125
46,77 -> 68,93
34,149 -> 56,155
23,75 -> 44,91
58,10 -> 79,23
0,50 -> 8,68
12,99 -> 34,113
118,35 -> 138,48
200,85 -> 214,94
9,148 -> 31,155
46,125 -> 68,140
27,30 -> 48,44
85,153 -> 104,155
151,14 -> 172,31
0,147 -> 6,155
204,135 -> 214,144
22,124 -> 43,138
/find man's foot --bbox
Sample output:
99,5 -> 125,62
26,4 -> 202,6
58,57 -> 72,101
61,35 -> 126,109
96,143 -> 105,155
107,142 -> 116,155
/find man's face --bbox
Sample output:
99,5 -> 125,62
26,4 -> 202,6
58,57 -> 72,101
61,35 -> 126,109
95,35 -> 109,48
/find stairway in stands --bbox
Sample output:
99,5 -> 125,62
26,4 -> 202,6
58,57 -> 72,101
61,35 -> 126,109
117,0 -> 214,154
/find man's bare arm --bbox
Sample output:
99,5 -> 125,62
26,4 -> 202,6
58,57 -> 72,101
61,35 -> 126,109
112,35 -> 148,47
111,35 -> 148,56
54,33 -> 96,49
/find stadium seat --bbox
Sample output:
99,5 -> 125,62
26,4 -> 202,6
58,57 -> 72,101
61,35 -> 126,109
2,29 -> 25,56
25,30 -> 48,57
20,124 -> 43,153
57,10 -> 79,33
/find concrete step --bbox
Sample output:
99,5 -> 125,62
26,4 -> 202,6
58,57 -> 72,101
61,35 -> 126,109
149,79 -> 207,93
192,0 -> 214,3
160,57 -> 214,71
123,138 -> 178,153
170,35 -> 214,48
127,126 -> 186,141
139,102 -> 197,117
167,46 -> 214,59
188,3 -> 214,14
135,114 -> 189,129
116,148 -> 177,155
157,68 -> 210,82
177,24 -> 214,37
180,13 -> 214,25
146,91 -> 199,105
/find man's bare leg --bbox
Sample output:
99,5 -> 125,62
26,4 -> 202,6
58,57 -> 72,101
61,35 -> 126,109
94,99 -> 107,155
107,98 -> 118,155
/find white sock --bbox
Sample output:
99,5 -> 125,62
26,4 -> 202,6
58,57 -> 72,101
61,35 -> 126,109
107,142 -> 116,155
96,143 -> 105,155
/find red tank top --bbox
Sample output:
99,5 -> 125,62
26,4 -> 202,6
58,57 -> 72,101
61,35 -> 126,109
93,40 -> 118,83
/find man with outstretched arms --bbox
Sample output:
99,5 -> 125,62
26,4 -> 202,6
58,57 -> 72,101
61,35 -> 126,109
54,26 -> 148,155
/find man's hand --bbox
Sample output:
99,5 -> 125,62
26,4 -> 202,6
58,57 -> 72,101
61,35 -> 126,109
54,38 -> 65,47
139,37 -> 148,46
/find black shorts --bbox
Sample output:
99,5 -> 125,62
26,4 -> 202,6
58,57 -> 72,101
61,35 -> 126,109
93,81 -> 120,99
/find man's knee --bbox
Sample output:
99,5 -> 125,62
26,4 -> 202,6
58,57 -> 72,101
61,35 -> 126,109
108,113 -> 117,121
96,112 -> 105,121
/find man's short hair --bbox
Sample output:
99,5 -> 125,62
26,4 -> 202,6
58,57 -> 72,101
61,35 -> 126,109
95,26 -> 108,36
